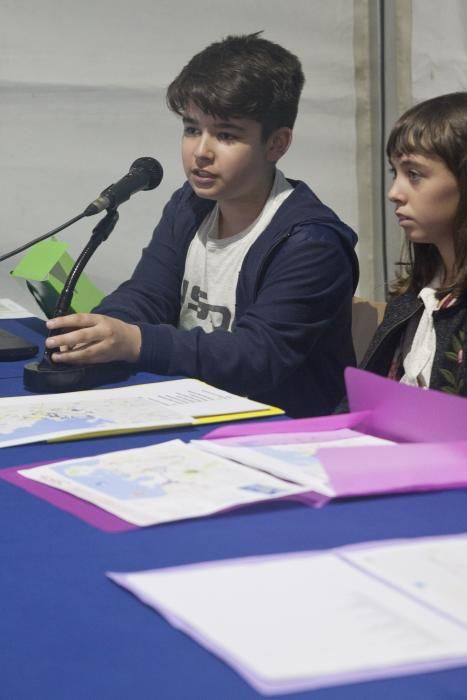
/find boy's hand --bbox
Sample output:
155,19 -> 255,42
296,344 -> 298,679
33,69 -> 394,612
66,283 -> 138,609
45,313 -> 142,364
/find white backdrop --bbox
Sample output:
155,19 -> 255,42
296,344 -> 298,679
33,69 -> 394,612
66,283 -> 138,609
381,0 -> 467,290
0,0 -> 358,314
413,0 -> 467,100
3,0 -> 467,316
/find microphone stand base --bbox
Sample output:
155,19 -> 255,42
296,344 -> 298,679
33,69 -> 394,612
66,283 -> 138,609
23,360 -> 132,393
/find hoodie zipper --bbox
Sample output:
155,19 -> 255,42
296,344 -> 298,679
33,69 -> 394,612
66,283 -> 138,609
253,230 -> 294,296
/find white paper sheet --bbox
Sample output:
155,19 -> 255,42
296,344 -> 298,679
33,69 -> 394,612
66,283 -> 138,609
0,297 -> 34,319
344,536 -> 467,625
108,534 -> 467,694
19,439 -> 307,525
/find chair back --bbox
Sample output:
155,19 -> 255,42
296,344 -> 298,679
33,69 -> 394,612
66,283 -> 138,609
352,296 -> 386,364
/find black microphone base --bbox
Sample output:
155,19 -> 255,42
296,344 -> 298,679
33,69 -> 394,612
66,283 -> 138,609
24,359 -> 132,393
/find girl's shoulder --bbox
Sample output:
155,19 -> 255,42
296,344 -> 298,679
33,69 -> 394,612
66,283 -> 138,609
383,291 -> 422,323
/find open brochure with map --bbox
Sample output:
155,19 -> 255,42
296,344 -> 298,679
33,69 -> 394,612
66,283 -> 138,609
12,428 -> 467,527
17,439 -> 309,525
0,378 -> 283,448
16,430 -> 395,526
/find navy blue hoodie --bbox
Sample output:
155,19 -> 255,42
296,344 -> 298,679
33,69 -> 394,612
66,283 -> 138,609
95,179 -> 359,417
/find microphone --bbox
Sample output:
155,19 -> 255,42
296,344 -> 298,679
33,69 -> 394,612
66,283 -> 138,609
84,157 -> 164,216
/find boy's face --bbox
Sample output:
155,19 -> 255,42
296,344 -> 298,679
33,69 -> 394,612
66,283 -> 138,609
181,103 -> 282,209
388,152 -> 460,259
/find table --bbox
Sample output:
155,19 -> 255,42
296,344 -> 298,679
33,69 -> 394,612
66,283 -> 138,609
1,317 -> 466,700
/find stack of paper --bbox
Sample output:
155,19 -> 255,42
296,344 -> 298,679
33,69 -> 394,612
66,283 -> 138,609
108,534 -> 467,694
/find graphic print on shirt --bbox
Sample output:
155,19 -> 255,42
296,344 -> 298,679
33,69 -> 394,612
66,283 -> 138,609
181,280 -> 232,331
178,170 -> 294,335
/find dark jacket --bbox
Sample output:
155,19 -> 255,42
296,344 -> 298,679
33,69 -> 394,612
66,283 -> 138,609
95,179 -> 359,417
361,291 -> 467,395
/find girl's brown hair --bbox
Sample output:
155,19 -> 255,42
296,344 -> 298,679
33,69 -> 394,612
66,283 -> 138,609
387,92 -> 467,298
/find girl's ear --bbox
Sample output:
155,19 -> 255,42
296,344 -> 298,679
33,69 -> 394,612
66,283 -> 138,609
266,127 -> 293,162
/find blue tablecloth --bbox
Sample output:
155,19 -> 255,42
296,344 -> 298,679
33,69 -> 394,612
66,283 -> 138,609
1,319 -> 466,699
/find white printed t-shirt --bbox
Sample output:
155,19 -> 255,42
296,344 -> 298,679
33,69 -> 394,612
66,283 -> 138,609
178,169 -> 293,333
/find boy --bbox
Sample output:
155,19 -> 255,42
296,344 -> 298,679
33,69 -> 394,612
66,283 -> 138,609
46,33 -> 359,417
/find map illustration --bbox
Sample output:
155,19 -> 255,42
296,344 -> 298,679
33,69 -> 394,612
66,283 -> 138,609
0,395 -> 190,447
19,440 -> 306,526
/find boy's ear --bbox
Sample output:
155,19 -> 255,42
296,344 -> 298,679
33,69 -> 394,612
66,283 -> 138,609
266,127 -> 293,162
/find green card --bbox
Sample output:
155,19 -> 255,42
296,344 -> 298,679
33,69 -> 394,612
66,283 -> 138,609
11,239 -> 104,318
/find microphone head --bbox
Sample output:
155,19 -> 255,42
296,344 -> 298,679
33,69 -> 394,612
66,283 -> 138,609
130,157 -> 164,191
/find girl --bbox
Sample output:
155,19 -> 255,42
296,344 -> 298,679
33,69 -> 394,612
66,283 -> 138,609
362,92 -> 467,396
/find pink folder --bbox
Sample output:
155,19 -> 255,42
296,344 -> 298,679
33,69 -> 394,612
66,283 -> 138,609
0,463 -> 136,532
204,367 -> 467,442
320,441 -> 467,499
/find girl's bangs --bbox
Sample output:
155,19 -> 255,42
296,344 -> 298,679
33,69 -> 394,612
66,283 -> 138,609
387,120 -> 439,159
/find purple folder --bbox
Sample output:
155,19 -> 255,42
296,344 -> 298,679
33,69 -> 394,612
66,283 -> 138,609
0,463 -> 136,533
320,441 -> 467,499
345,367 -> 467,442
204,367 -> 467,442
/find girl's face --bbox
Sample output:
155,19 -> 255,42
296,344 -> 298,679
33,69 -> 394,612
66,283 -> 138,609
388,152 -> 460,266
